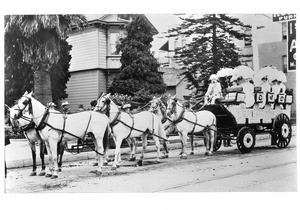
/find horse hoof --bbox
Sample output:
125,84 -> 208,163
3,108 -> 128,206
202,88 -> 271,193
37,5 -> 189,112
45,173 -> 52,178
30,171 -> 37,176
58,168 -> 62,172
205,151 -> 213,156
160,154 -> 168,159
190,151 -> 194,155
51,175 -> 58,179
179,152 -> 183,156
129,157 -> 136,162
38,171 -> 46,176
95,171 -> 102,176
137,160 -> 143,166
103,162 -> 108,166
180,154 -> 188,159
93,163 -> 98,166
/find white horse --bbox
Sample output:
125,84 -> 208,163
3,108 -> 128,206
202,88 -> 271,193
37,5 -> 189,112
95,93 -> 167,169
166,95 -> 217,158
149,96 -> 198,155
9,104 -> 65,176
12,92 -> 110,178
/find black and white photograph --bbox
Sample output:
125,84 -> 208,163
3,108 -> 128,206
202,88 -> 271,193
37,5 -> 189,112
1,0 -> 299,209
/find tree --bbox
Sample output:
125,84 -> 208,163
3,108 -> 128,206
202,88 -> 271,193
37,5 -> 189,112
5,22 -> 72,106
4,15 -> 86,105
108,15 -> 166,103
170,14 -> 251,94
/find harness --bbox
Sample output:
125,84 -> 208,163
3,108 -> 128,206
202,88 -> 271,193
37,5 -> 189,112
103,99 -> 167,142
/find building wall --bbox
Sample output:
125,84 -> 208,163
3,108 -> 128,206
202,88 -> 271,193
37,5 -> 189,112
258,41 -> 296,119
176,78 -> 193,100
68,28 -> 100,72
66,69 -> 106,112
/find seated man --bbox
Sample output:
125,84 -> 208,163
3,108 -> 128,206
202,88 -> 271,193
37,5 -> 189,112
204,74 -> 222,105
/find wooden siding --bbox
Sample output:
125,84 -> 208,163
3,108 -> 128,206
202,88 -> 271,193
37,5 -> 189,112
68,29 -> 100,72
97,28 -> 107,68
66,70 -> 101,112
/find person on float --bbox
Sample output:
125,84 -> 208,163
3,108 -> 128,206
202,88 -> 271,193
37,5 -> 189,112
204,74 -> 222,105
241,77 -> 255,108
277,78 -> 286,109
259,76 -> 271,109
270,79 -> 280,109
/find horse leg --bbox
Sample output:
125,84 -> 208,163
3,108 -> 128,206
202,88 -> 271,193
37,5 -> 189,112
209,124 -> 217,155
45,140 -> 54,178
48,138 -> 59,179
57,142 -> 65,172
179,141 -> 184,155
94,136 -> 105,176
137,134 -> 148,166
29,142 -> 37,176
179,131 -> 188,159
38,140 -> 46,176
112,136 -> 123,170
190,134 -> 194,155
153,136 -> 162,162
129,138 -> 137,161
161,140 -> 169,158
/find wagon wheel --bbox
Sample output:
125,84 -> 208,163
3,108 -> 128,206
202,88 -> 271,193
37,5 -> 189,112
213,136 -> 222,151
237,127 -> 255,153
272,113 -> 292,148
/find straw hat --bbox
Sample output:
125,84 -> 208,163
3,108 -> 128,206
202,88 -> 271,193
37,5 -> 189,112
47,102 -> 56,107
62,101 -> 69,106
209,74 -> 218,81
122,104 -> 131,109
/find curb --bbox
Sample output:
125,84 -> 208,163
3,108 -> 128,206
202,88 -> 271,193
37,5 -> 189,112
6,128 -> 296,169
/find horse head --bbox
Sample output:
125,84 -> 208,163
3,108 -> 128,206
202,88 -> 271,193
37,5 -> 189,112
95,93 -> 111,113
12,91 -> 33,120
166,95 -> 177,116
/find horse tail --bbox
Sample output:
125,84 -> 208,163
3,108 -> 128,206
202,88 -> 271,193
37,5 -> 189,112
103,125 -> 110,153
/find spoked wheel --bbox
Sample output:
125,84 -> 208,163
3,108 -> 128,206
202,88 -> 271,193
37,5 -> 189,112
237,127 -> 255,153
272,113 -> 292,148
213,136 -> 222,151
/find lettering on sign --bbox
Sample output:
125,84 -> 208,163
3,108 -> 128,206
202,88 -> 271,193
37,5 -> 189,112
288,20 -> 296,71
273,14 -> 296,22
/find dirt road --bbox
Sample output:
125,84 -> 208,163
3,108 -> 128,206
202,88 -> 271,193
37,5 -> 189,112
5,136 -> 297,193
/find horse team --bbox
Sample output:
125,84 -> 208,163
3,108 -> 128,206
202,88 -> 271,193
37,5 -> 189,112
9,91 -> 217,179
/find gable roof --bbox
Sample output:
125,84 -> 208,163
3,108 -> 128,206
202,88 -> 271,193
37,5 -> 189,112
84,14 -> 158,35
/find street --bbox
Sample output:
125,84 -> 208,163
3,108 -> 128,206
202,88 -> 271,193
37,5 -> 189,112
5,135 -> 297,193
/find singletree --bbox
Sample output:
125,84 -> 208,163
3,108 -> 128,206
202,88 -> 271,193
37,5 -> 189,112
170,14 -> 251,94
108,15 -> 166,103
4,15 -> 86,105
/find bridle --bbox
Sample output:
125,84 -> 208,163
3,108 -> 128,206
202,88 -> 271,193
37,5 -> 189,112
166,98 -> 177,116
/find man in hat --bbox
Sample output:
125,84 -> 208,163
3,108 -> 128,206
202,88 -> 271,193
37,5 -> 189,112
122,103 -> 131,114
47,102 -> 57,110
204,74 -> 222,105
61,101 -> 71,114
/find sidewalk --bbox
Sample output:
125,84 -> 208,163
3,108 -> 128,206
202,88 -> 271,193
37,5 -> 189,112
5,125 -> 296,169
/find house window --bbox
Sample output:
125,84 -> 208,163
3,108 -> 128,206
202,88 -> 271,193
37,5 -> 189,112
244,28 -> 252,46
282,22 -> 287,40
110,32 -> 121,55
282,55 -> 287,73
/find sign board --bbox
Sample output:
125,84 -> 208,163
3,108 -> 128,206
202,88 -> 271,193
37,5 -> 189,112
288,20 -> 296,71
273,14 -> 296,22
